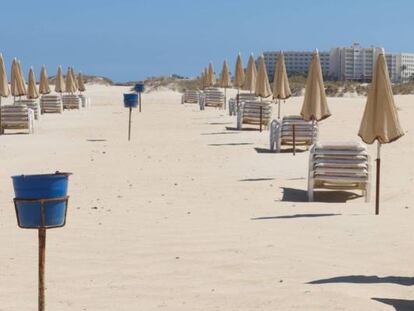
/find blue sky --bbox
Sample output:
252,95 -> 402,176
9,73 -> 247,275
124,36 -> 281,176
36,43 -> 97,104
1,0 -> 414,82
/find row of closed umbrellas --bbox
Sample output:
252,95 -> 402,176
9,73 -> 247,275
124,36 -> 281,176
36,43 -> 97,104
0,53 -> 86,101
200,49 -> 404,214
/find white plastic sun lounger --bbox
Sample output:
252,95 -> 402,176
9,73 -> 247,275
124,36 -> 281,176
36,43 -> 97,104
0,105 -> 34,134
15,99 -> 40,120
270,115 -> 318,152
181,90 -> 200,104
40,95 -> 63,114
229,93 -> 258,116
62,94 -> 81,110
204,87 -> 224,109
308,142 -> 371,202
237,100 -> 272,130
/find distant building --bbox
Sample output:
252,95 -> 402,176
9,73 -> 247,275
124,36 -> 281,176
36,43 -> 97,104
262,43 -> 414,83
263,51 -> 330,82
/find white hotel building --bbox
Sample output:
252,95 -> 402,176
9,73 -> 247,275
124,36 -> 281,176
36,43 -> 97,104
262,43 -> 414,83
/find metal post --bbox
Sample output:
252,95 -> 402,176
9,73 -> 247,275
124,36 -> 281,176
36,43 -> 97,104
139,92 -> 142,112
38,228 -> 46,311
375,142 -> 381,215
293,124 -> 296,156
278,99 -> 281,119
128,107 -> 132,141
236,88 -> 240,114
259,106 -> 263,132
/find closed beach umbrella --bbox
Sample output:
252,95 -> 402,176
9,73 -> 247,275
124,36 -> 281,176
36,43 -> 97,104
255,55 -> 272,98
27,67 -> 39,99
301,50 -> 331,121
234,53 -> 245,89
39,65 -> 51,95
70,67 -> 78,90
243,54 -> 257,93
207,63 -> 215,87
199,71 -> 205,89
358,49 -> 404,215
77,72 -> 86,92
55,66 -> 65,93
219,60 -> 231,109
17,60 -> 27,96
65,67 -> 77,94
0,53 -> 10,134
273,51 -> 292,118
11,59 -> 26,97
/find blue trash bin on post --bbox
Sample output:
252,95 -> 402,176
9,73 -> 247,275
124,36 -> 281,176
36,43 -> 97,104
124,93 -> 138,141
134,83 -> 144,112
12,172 -> 72,311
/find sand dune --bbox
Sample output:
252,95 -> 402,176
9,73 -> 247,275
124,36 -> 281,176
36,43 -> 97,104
0,85 -> 413,310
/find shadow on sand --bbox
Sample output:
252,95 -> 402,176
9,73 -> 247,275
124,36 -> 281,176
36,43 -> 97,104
209,122 -> 233,125
201,132 -> 241,136
225,126 -> 259,131
308,275 -> 414,286
87,139 -> 107,142
254,147 -> 307,154
281,187 -> 362,203
372,298 -> 414,311
208,143 -> 253,147
239,178 -> 275,182
251,213 -> 340,220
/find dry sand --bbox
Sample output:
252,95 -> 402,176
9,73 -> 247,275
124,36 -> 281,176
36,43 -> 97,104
0,85 -> 413,310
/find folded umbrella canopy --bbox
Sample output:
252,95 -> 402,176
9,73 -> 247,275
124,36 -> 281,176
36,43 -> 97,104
77,72 -> 86,92
301,50 -> 331,122
243,54 -> 257,93
255,55 -> 272,98
273,51 -> 292,118
39,65 -> 51,95
219,60 -> 231,109
11,59 -> 26,98
27,67 -> 39,99
65,67 -> 77,94
358,49 -> 404,215
55,66 -> 65,94
207,63 -> 215,87
17,60 -> 27,96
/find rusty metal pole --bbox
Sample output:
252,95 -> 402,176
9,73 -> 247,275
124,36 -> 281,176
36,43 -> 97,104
375,142 -> 381,215
38,228 -> 46,311
259,106 -> 263,132
128,107 -> 132,141
293,124 -> 296,156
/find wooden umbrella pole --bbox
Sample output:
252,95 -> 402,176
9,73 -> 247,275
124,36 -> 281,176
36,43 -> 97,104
128,107 -> 132,141
375,142 -> 381,215
259,97 -> 263,132
38,228 -> 46,311
278,99 -> 281,119
293,124 -> 296,156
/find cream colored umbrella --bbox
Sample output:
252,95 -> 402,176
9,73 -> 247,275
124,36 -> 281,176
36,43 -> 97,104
300,50 -> 331,121
39,65 -> 51,95
65,67 -> 77,94
70,67 -> 78,90
273,51 -> 292,118
55,66 -> 65,94
0,53 -> 10,134
234,53 -> 245,106
77,72 -> 86,93
207,63 -> 215,87
27,67 -> 39,99
11,59 -> 26,99
358,49 -> 404,215
242,53 -> 257,93
17,60 -> 27,96
219,60 -> 231,109
255,55 -> 272,98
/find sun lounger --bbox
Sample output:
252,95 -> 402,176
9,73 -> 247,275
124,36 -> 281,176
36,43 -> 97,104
237,100 -> 272,130
308,142 -> 371,202
62,94 -> 81,110
181,90 -> 200,104
40,95 -> 63,114
229,93 -> 258,116
204,87 -> 224,108
15,100 -> 40,120
270,115 -> 318,152
0,105 -> 34,134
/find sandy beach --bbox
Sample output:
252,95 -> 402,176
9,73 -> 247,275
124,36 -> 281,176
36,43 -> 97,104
0,85 -> 413,310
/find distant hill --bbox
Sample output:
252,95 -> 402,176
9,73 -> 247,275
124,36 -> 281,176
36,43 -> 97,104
48,74 -> 113,86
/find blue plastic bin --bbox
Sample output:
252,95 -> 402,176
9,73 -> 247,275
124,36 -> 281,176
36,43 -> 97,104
134,83 -> 145,93
12,172 -> 71,229
124,93 -> 138,108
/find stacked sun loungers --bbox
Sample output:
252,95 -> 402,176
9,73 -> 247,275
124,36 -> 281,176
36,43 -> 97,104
308,142 -> 370,202
270,116 -> 319,152
181,90 -> 200,104
229,93 -> 258,116
40,95 -> 63,114
15,100 -> 40,120
204,88 -> 224,108
78,95 -> 91,108
0,105 -> 34,134
237,100 -> 272,130
62,94 -> 81,110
